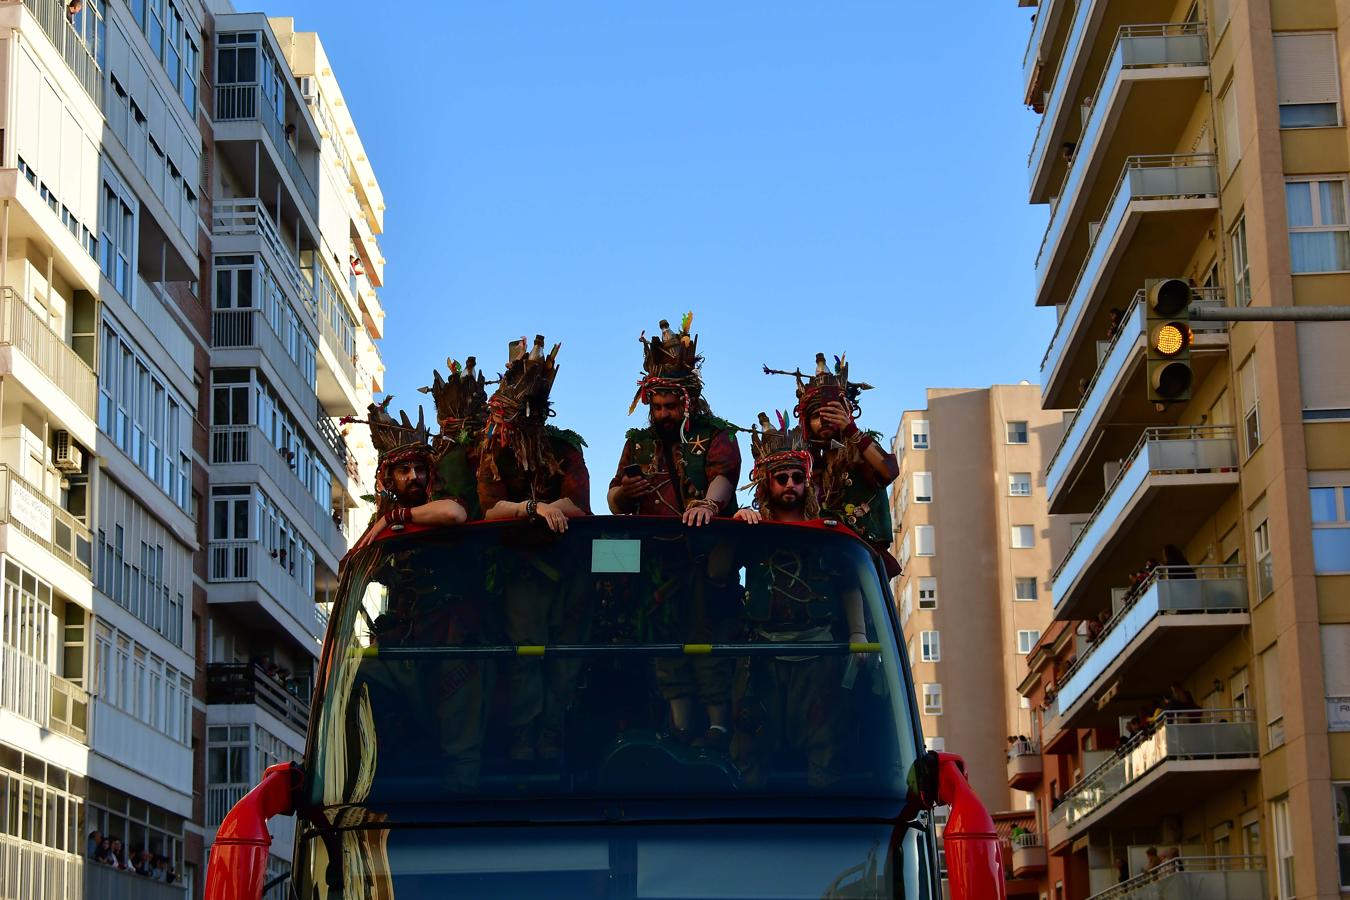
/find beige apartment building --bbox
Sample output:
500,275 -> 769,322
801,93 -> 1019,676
889,387 -> 1069,843
1015,0 -> 1350,897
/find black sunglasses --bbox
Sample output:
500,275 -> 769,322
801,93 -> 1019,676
773,472 -> 807,486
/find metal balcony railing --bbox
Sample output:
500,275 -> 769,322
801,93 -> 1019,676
1028,0 -> 1096,178
207,539 -> 320,639
85,862 -> 187,899
211,308 -> 319,424
1049,709 -> 1257,833
318,314 -> 359,392
0,288 -> 97,417
212,199 -> 315,310
1008,739 -> 1041,760
1088,855 -> 1268,900
0,645 -> 49,728
1012,832 -> 1045,851
20,0 -> 103,104
316,415 -> 350,469
0,832 -> 82,900
1054,566 -> 1248,714
214,84 -> 318,214
0,465 -> 93,576
207,784 -> 248,828
205,662 -> 311,735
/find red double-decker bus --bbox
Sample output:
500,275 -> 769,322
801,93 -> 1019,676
205,516 -> 1004,899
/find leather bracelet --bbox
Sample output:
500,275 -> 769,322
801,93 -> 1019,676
841,420 -> 860,439
524,499 -> 541,520
388,505 -> 408,531
686,498 -> 719,514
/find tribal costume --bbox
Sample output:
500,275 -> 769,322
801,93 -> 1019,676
419,356 -> 490,521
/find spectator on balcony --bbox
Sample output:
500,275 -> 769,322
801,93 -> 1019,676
108,837 -> 129,869
87,829 -> 102,859
93,837 -> 115,866
132,846 -> 153,876
1163,544 -> 1195,579
66,0 -> 83,19
1106,307 -> 1126,339
1116,856 -> 1129,882
1145,846 -> 1162,872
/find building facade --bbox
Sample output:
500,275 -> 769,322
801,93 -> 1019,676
0,0 -> 384,896
1018,0 -> 1350,897
889,385 -> 1070,894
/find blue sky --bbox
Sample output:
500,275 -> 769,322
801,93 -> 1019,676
276,2 -> 1051,497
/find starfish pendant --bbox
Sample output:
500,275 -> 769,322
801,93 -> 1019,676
687,435 -> 709,455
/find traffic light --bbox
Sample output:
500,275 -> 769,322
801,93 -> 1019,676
1145,278 -> 1194,404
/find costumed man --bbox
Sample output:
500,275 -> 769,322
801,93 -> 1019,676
766,353 -> 900,563
607,314 -> 743,749
419,356 -> 490,520
732,413 -> 868,788
478,335 -> 591,761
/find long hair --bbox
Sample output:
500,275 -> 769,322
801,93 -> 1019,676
753,476 -> 821,520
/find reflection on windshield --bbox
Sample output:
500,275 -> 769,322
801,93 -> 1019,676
307,520 -> 918,812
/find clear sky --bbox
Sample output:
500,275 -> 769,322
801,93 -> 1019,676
274,1 -> 1051,501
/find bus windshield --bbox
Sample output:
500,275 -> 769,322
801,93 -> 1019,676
305,517 -> 922,812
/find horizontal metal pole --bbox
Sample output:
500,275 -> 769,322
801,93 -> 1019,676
355,642 -> 883,660
1190,305 -> 1350,321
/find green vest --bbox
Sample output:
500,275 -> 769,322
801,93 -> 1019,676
431,438 -> 482,521
624,417 -> 738,513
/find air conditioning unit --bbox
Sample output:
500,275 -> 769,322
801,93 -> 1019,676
53,431 -> 83,474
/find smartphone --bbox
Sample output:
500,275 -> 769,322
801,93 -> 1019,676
623,464 -> 643,478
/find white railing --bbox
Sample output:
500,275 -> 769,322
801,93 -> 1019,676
0,832 -> 82,900
20,0 -> 102,104
211,307 -> 319,421
212,199 -> 315,310
318,314 -> 359,392
1089,855 -> 1268,899
1013,832 -> 1045,851
207,784 -> 248,828
0,288 -> 97,417
214,84 -> 318,214
49,673 -> 89,743
207,539 -> 320,640
1050,709 -> 1257,833
1008,739 -> 1041,760
0,464 -> 94,576
0,644 -> 49,726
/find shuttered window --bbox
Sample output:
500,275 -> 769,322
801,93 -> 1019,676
1274,32 -> 1342,128
1220,80 -> 1240,176
913,472 -> 933,503
1297,321 -> 1350,418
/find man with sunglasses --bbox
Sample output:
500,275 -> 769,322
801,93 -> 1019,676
732,415 -> 867,788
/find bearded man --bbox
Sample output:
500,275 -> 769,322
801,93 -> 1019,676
419,356 -> 490,521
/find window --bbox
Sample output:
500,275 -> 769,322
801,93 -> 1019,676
911,419 -> 930,450
1263,644 -> 1284,749
918,576 -> 937,609
1006,421 -> 1029,444
1015,577 -> 1039,601
100,183 -> 134,297
1239,354 -> 1261,456
922,683 -> 943,716
1232,216 -> 1252,306
1334,783 -> 1350,888
1286,177 -> 1350,272
1272,796 -> 1295,898
913,472 -> 933,503
920,630 -> 940,662
183,36 -> 198,114
1311,485 -> 1350,572
1009,473 -> 1032,496
1274,32 -> 1341,128
1017,630 -> 1041,655
915,525 -> 935,557
1220,80 -> 1241,176
1011,525 -> 1035,549
1255,518 -> 1274,597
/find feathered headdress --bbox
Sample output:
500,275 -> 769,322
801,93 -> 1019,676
480,335 -> 563,482
763,352 -> 874,419
344,396 -> 432,461
745,410 -> 817,516
418,356 -> 489,442
627,313 -> 708,440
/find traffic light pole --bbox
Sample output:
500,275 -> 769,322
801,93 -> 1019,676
1190,306 -> 1350,321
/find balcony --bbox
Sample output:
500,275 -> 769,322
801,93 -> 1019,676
1022,0 -> 1066,106
17,0 -> 102,104
1007,740 -> 1043,790
1045,288 -> 1230,511
209,424 -> 345,564
1034,24 -> 1208,307
1090,856 -> 1267,899
1052,426 -> 1238,621
1050,566 -> 1249,733
0,647 -> 89,744
49,673 -> 88,742
212,199 -> 316,314
0,287 -> 97,422
207,539 -> 321,650
212,306 -> 319,424
317,316 -> 362,417
215,83 -> 319,217
1028,0 -> 1179,203
1011,833 -> 1047,877
206,662 -> 311,736
0,833 -> 83,900
86,863 -> 188,900
1048,709 -> 1258,846
0,465 -> 93,578
1036,153 -> 1218,318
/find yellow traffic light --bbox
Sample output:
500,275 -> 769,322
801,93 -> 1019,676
1151,321 -> 1192,357
1145,278 -> 1194,404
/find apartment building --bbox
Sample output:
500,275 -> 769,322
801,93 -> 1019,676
1016,0 -> 1350,897
889,385 -> 1069,894
0,1 -> 383,896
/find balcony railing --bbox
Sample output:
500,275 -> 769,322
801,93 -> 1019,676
1052,425 -> 1237,604
318,314 -> 360,393
208,539 -> 320,640
1055,566 -> 1248,715
1049,708 -> 1257,833
207,784 -> 248,828
0,465 -> 93,576
210,424 -> 341,557
0,645 -> 49,727
1089,855 -> 1268,900
1022,0 -> 1057,88
211,307 -> 319,423
1045,286 -> 1226,493
85,862 -> 187,899
0,832 -> 82,900
1028,0 -> 1096,181
212,199 -> 315,310
20,0 -> 102,104
214,84 -> 318,214
49,673 -> 89,742
1037,153 -> 1218,306
206,662 -> 311,735
316,415 -> 351,470
0,287 -> 97,417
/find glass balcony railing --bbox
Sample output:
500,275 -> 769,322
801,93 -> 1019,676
1035,24 -> 1208,274
1028,0 -> 1097,183
1037,152 -> 1217,308
1022,0 -> 1058,89
1088,855 -> 1268,900
1055,566 -> 1248,715
1045,286 -> 1227,498
1049,708 -> 1257,834
1052,425 -> 1237,606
